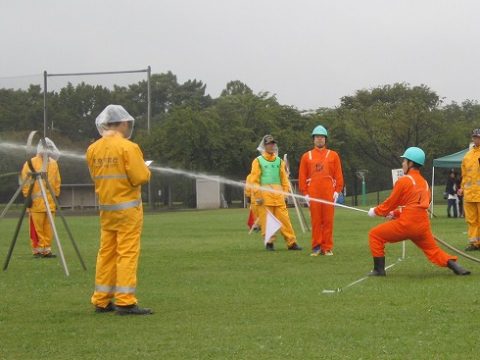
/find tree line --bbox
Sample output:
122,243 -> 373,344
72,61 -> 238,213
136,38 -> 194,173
1,71 -> 480,206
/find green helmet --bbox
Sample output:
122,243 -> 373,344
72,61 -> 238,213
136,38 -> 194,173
312,125 -> 328,137
400,147 -> 425,166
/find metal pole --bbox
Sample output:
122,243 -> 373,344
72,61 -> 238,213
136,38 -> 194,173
430,167 -> 435,218
147,65 -> 151,136
37,174 -> 69,276
362,178 -> 366,206
43,71 -> 47,136
147,66 -> 152,207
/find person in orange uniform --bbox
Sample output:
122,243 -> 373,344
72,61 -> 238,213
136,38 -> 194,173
87,104 -> 153,315
249,135 -> 302,251
298,125 -> 344,256
458,128 -> 480,251
367,147 -> 470,276
22,138 -> 61,258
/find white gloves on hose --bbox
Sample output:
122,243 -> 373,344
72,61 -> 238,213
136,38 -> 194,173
333,192 -> 339,203
304,195 -> 310,207
368,208 -> 377,218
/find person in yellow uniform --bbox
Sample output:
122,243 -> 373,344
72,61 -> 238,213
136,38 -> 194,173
87,104 -> 152,315
245,173 -> 260,231
21,138 -> 61,258
249,135 -> 302,251
459,128 -> 480,251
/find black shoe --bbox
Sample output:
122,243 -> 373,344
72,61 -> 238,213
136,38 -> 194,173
95,302 -> 116,314
288,243 -> 302,250
42,253 -> 57,258
33,253 -> 42,258
266,243 -> 275,251
368,269 -> 386,276
447,259 -> 471,275
465,244 -> 480,251
115,304 -> 153,315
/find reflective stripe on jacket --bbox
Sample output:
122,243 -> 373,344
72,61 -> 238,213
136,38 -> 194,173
374,169 -> 429,217
86,131 -> 151,210
21,156 -> 61,213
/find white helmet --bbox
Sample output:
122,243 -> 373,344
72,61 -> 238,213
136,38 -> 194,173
95,105 -> 135,139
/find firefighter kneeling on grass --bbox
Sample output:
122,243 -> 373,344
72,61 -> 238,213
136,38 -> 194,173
366,147 -> 470,276
249,134 -> 302,251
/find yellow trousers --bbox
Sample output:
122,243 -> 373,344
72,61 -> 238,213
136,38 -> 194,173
91,206 -> 143,308
30,212 -> 55,253
464,202 -> 480,245
250,203 -> 259,221
257,205 -> 296,247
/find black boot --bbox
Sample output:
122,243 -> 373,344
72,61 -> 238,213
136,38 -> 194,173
288,243 -> 302,250
368,257 -> 386,276
447,260 -> 471,275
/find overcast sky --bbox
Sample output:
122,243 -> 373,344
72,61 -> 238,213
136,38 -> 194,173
1,0 -> 479,110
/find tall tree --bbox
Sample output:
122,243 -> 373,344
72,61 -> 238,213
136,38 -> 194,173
338,83 -> 444,169
49,82 -> 113,142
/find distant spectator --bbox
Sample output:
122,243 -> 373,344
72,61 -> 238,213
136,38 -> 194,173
445,169 -> 458,218
456,172 -> 464,218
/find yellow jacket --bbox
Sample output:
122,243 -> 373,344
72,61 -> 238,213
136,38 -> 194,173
244,173 -> 259,201
249,153 -> 290,206
461,146 -> 480,202
86,130 -> 151,210
22,155 -> 61,212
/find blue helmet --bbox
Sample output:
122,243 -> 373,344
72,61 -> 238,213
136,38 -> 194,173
312,125 -> 328,137
400,147 -> 425,166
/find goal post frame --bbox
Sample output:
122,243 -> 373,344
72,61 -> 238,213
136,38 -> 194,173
43,66 -> 151,136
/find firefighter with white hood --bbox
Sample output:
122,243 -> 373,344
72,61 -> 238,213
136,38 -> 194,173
249,134 -> 302,251
21,138 -> 61,258
87,105 -> 152,315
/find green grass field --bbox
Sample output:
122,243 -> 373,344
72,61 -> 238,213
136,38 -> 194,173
0,205 -> 477,359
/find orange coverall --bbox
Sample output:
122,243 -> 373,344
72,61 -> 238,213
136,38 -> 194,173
250,153 -> 297,246
369,169 -> 457,266
87,130 -> 151,308
21,155 -> 61,255
298,148 -> 344,251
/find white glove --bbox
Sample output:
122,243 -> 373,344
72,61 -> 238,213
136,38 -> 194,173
333,192 -> 339,203
368,208 -> 377,218
304,195 -> 310,207
255,198 -> 263,205
384,211 -> 395,220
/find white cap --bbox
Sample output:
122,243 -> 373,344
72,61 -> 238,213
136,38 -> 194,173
95,104 -> 134,138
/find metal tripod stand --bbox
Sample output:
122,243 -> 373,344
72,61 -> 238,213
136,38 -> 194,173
0,134 -> 86,276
